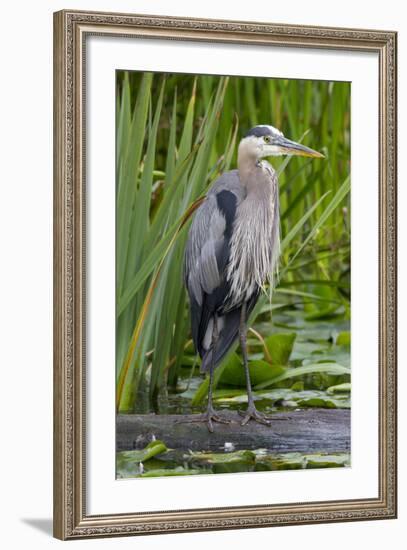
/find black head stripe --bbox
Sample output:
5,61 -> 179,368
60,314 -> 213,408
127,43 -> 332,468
244,126 -> 273,138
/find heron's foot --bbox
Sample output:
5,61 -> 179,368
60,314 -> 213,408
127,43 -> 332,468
176,408 -> 231,433
238,404 -> 272,427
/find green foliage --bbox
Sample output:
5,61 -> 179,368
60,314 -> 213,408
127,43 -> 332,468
213,387 -> 350,409
139,468 -> 203,477
255,452 -> 350,471
188,450 -> 256,465
116,447 -> 350,478
192,332 -> 296,398
116,440 -> 169,478
191,352 -> 239,406
254,363 -> 350,390
116,71 -> 350,413
117,440 -> 167,463
336,331 -> 351,346
327,382 -> 351,394
264,333 -> 296,364
220,358 -> 286,388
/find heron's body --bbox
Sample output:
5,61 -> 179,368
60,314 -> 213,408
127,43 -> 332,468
184,163 -> 279,373
183,124 -> 323,431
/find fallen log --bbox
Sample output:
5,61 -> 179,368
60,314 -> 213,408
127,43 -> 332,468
117,409 -> 350,453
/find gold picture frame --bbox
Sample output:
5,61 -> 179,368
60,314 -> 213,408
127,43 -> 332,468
53,9 -> 397,540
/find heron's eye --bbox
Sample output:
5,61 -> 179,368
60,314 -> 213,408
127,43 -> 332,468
264,136 -> 271,143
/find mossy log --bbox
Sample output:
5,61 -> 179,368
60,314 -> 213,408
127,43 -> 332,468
117,409 -> 350,453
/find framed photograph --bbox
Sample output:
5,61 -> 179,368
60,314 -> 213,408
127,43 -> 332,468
53,9 -> 397,540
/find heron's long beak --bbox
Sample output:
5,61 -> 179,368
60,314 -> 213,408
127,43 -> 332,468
275,136 -> 324,158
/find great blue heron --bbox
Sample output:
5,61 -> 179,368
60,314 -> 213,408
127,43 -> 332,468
184,125 -> 323,432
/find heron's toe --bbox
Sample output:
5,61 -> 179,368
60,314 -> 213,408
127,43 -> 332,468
175,409 -> 231,432
238,406 -> 272,427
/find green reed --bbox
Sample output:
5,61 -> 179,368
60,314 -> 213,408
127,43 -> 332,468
115,71 -> 350,412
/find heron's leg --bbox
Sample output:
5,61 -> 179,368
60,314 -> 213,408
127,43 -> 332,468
177,314 -> 231,432
206,316 -> 217,413
238,302 -> 273,426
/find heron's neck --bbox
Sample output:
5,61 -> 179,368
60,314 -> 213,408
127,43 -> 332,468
238,151 -> 275,195
237,149 -> 259,188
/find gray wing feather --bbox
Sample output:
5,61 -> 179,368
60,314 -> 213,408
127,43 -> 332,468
184,170 -> 252,368
198,236 -> 222,294
184,170 -> 244,306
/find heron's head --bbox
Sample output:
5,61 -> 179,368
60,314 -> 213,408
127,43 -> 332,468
239,125 -> 324,160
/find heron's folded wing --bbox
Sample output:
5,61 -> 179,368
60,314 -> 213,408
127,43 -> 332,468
184,184 -> 242,356
185,194 -> 226,304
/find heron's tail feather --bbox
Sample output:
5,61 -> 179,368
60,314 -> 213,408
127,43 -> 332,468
199,288 -> 260,373
200,309 -> 241,373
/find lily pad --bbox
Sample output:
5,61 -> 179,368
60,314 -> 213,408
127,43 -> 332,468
220,359 -> 286,387
254,362 -> 350,390
304,305 -> 344,321
213,388 -> 350,409
255,452 -> 306,471
301,345 -> 350,368
305,454 -> 350,468
255,451 -> 350,471
117,440 -> 167,463
117,456 -> 178,479
336,331 -> 351,347
188,450 -> 256,465
191,352 -> 240,406
141,467 -> 204,477
296,396 -> 338,408
264,332 -> 296,364
290,341 -> 329,361
327,382 -> 351,394
188,450 -> 256,474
